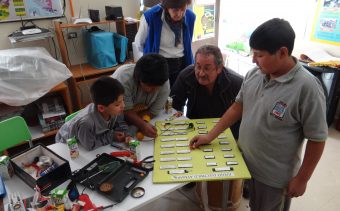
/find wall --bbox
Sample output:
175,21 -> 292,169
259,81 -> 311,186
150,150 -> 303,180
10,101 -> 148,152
0,0 -> 140,63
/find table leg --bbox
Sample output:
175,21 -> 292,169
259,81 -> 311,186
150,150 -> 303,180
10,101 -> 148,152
222,180 -> 230,211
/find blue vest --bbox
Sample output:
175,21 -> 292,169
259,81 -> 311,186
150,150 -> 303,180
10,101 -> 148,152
143,5 -> 195,66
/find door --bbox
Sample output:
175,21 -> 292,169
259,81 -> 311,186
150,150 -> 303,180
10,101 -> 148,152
191,0 -> 220,54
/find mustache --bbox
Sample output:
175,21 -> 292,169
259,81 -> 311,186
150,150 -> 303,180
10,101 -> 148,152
198,76 -> 208,80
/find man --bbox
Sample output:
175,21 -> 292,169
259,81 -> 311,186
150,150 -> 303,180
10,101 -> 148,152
171,45 -> 243,210
171,45 -> 243,139
112,53 -> 170,138
190,18 -> 328,211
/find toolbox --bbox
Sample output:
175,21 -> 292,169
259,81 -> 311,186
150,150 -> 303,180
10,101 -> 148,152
72,153 -> 149,202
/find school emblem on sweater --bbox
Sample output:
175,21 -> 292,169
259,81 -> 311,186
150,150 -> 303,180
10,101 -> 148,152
270,101 -> 287,120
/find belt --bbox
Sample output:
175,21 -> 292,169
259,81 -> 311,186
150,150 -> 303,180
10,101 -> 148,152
165,57 -> 184,62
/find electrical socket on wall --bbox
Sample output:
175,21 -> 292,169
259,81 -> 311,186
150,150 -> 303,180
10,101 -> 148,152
67,32 -> 77,39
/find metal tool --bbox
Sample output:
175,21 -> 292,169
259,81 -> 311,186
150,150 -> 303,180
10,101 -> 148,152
80,161 -> 120,184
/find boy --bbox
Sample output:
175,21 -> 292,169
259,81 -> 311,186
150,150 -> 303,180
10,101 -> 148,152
112,53 -> 170,138
56,76 -> 131,151
190,18 -> 328,211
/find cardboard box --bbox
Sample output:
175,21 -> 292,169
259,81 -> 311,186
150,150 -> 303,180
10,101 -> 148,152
10,144 -> 72,194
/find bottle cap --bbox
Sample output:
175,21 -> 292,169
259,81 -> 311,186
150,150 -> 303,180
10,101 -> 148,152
129,139 -> 140,147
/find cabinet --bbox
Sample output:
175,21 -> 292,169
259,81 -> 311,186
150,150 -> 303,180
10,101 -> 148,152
0,82 -> 72,142
54,20 -> 138,109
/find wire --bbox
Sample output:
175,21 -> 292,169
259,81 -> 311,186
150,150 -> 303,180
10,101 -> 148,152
22,20 -> 37,29
157,122 -> 195,136
62,0 -> 66,17
51,37 -> 58,60
61,29 -> 72,65
70,35 -> 93,103
81,186 -> 87,195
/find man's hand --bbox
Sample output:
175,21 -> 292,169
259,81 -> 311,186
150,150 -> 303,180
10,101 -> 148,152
141,122 -> 157,138
286,176 -> 307,198
189,135 -> 211,149
115,131 -> 125,142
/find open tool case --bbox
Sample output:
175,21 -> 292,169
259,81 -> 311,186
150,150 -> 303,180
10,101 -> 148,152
10,144 -> 72,194
71,153 -> 149,202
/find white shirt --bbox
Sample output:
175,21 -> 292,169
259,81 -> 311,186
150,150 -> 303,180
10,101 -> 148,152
134,12 -> 184,59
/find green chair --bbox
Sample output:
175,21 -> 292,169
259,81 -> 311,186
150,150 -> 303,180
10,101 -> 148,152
65,110 -> 80,122
0,116 -> 33,153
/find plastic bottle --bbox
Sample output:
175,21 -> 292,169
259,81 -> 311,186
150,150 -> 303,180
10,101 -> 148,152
67,137 -> 79,159
129,140 -> 141,160
165,96 -> 173,114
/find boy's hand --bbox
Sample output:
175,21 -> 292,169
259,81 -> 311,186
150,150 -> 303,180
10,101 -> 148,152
125,135 -> 133,144
141,122 -> 157,138
286,176 -> 307,198
174,111 -> 183,117
115,131 -> 125,142
190,135 -> 211,149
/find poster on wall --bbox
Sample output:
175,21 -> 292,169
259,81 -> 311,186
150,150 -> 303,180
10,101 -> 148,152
311,0 -> 340,46
0,0 -> 63,23
193,0 -> 215,41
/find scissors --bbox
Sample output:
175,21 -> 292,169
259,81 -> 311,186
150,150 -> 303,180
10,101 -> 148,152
134,156 -> 154,171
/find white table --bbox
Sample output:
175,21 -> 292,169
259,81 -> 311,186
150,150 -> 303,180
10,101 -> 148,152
4,111 -> 187,211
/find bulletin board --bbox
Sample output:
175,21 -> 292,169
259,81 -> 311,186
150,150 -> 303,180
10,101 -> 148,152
311,0 -> 340,46
0,0 -> 64,23
153,118 -> 251,184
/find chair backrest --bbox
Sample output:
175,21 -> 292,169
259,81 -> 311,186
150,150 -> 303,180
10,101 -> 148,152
65,110 -> 80,122
0,116 -> 33,152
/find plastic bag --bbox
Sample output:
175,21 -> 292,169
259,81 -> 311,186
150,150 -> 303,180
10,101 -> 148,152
0,47 -> 72,106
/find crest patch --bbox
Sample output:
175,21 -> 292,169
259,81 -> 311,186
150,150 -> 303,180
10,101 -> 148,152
270,101 -> 287,120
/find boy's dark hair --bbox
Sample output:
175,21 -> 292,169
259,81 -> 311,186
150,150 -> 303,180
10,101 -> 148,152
161,0 -> 192,8
195,45 -> 223,67
134,53 -> 169,86
249,18 -> 295,55
90,76 -> 124,106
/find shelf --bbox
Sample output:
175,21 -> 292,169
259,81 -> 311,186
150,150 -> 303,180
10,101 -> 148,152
70,59 -> 134,80
47,82 -> 72,115
0,82 -> 72,143
29,125 -> 58,140
55,20 -> 138,110
59,20 -> 124,29
50,82 -> 67,92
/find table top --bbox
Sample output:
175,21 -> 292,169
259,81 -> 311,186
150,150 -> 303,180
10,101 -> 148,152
4,111 -> 186,211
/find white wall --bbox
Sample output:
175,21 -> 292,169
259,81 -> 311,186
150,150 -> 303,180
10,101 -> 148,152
0,0 -> 140,62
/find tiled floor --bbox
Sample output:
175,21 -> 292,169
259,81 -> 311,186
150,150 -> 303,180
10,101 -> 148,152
139,125 -> 340,211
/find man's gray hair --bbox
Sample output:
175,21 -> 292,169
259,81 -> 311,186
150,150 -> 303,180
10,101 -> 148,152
195,45 -> 223,67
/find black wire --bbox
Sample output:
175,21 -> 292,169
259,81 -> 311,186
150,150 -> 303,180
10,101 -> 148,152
62,0 -> 66,17
51,37 -> 58,60
157,122 -> 194,136
61,30 -> 72,65
22,20 -> 37,28
81,186 -> 87,195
